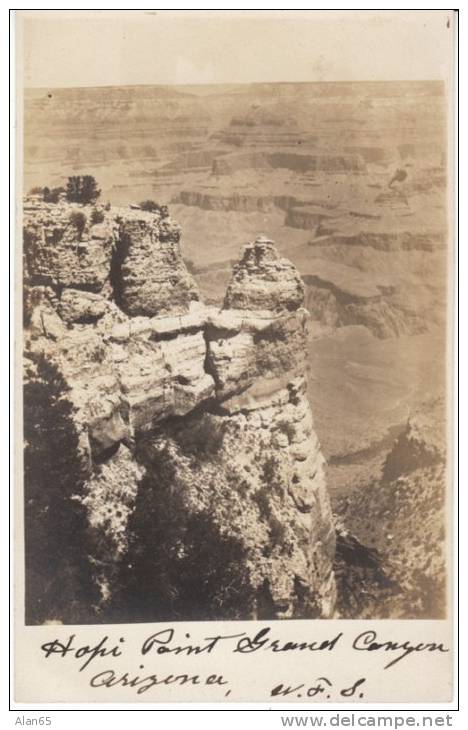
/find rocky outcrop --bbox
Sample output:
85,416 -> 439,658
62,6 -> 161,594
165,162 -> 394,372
23,200 -> 199,319
114,213 -> 199,317
285,206 -> 338,231
23,202 -> 336,622
58,289 -> 108,324
383,397 -> 446,481
23,198 -> 114,292
223,236 -> 305,312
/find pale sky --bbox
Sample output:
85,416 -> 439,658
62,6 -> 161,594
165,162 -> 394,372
16,10 -> 454,89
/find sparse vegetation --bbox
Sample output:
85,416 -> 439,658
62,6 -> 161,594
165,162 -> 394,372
139,200 -> 169,218
253,481 -> 289,550
333,529 -> 397,619
43,186 -> 66,203
275,418 -> 296,441
261,454 -> 283,493
334,458 -> 446,618
69,210 -> 87,239
269,515 -> 288,546
139,199 -> 159,212
253,485 -> 272,520
171,414 -> 225,458
90,208 -> 105,225
111,438 -> 257,622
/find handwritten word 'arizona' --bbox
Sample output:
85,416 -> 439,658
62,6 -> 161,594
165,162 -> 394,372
90,668 -> 229,695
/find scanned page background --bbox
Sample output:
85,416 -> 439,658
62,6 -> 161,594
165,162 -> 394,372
15,10 -> 455,704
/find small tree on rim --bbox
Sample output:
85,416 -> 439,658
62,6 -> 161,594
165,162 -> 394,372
66,175 -> 101,205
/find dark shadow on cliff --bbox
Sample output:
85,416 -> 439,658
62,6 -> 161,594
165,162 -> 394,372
333,530 -> 401,619
109,227 -> 131,310
107,425 -> 259,622
23,355 -> 100,624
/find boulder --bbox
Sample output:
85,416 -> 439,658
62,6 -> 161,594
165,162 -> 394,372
59,289 -> 108,324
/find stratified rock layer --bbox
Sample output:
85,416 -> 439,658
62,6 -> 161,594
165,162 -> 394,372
23,199 -> 336,621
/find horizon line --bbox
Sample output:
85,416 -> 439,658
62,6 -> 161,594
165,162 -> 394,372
23,78 -> 445,93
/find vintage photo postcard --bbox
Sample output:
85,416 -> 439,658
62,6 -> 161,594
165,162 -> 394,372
13,10 -> 456,704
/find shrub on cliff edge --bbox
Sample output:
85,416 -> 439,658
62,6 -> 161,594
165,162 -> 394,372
139,200 -> 169,218
110,434 -> 256,622
90,208 -> 105,225
43,186 -> 66,203
66,175 -> 101,205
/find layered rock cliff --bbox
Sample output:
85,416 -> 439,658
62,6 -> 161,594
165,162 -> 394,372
212,151 -> 366,176
23,198 -> 336,622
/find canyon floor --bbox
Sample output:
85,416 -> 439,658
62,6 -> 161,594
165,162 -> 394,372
24,80 -> 449,617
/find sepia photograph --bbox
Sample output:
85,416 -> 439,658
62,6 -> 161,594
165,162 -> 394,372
17,9 -> 454,638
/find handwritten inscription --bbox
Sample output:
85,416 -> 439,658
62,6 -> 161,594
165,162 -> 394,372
352,630 -> 449,669
141,627 -> 342,657
38,626 -> 450,699
41,634 -> 125,672
90,668 -> 229,695
271,676 -> 366,699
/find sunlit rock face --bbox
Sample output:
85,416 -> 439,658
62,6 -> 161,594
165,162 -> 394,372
23,199 -> 336,622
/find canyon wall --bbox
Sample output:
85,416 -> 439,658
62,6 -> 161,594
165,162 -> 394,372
23,198 -> 337,623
